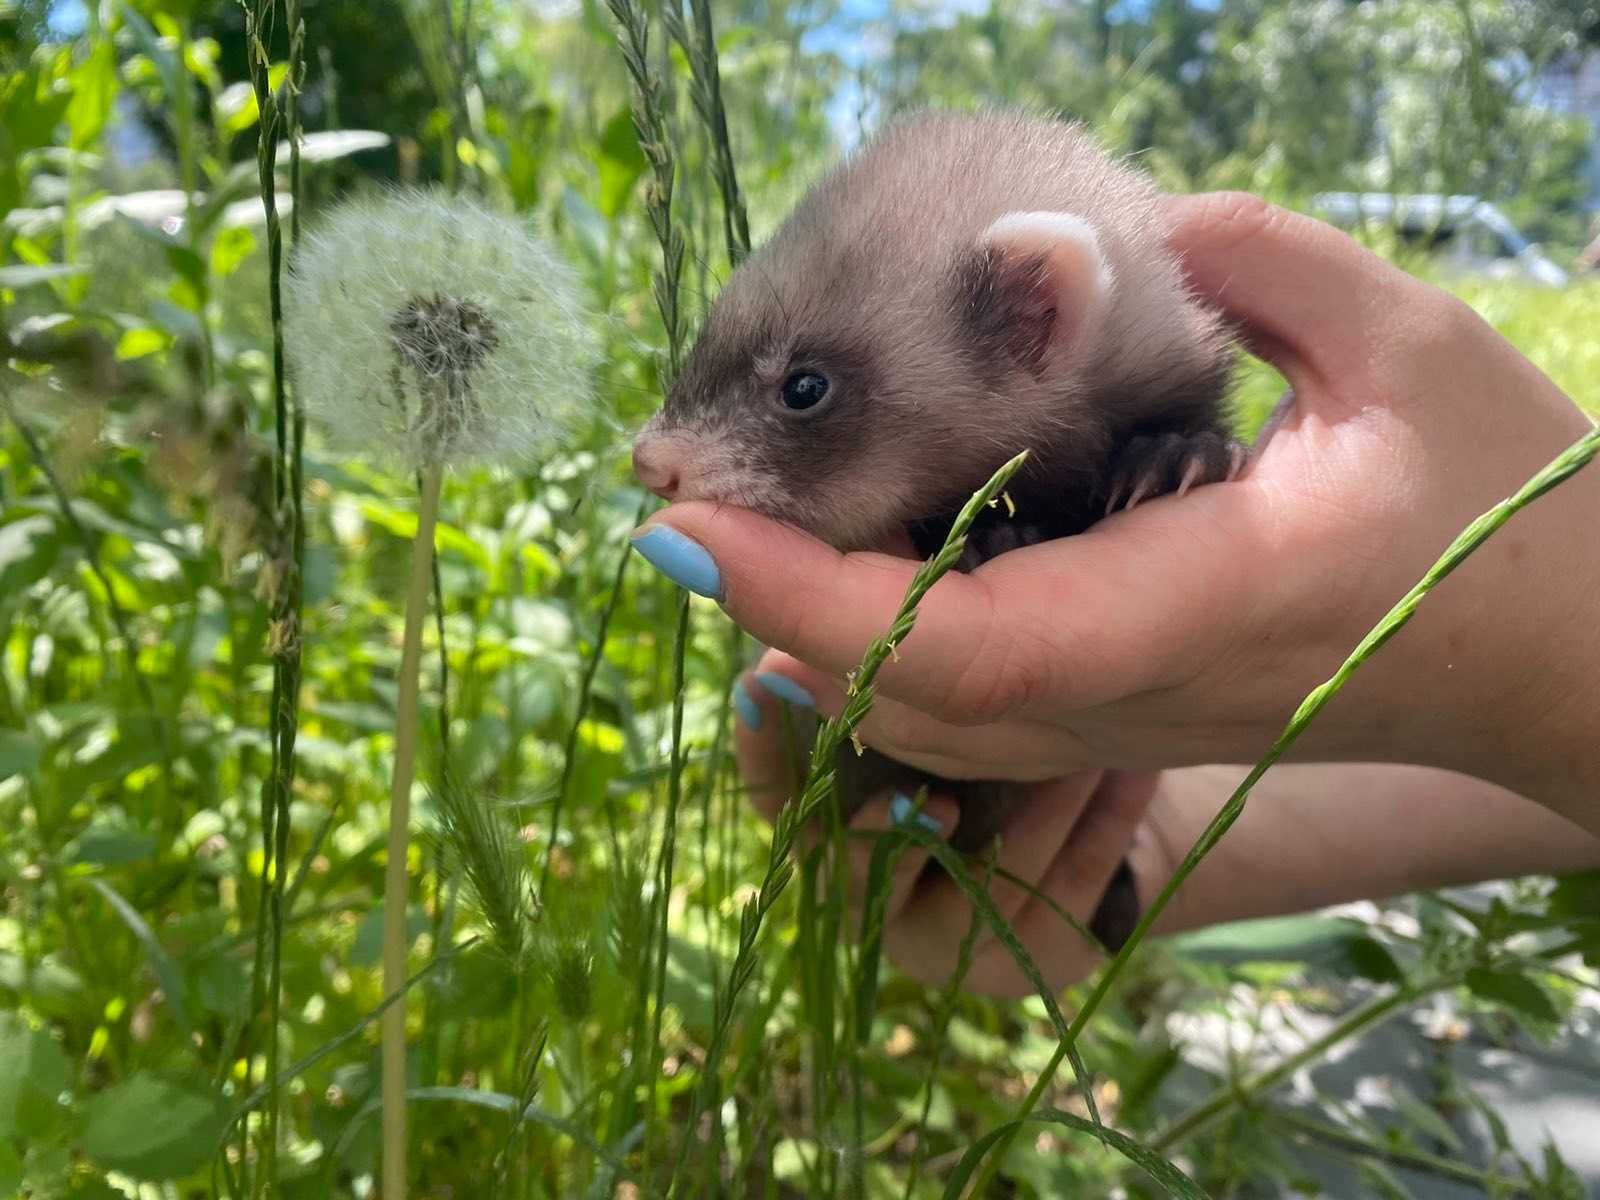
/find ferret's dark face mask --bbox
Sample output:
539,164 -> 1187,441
631,209 -> 1116,553
632,313 -> 903,550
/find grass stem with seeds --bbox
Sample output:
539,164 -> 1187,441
667,449 -> 1030,1195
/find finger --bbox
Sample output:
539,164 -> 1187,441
1012,771 -> 1160,951
881,772 -> 1106,990
843,790 -> 959,925
748,651 -> 1082,782
633,498 -> 1261,722
732,671 -> 819,823
984,771 -> 1103,925
1161,192 -> 1427,397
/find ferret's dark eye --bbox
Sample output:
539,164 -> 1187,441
781,371 -> 830,411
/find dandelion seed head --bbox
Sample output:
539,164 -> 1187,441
285,189 -> 598,469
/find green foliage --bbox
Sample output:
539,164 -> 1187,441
78,1073 -> 231,1180
1,0 -> 1597,1197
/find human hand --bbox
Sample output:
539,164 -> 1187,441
631,194 -> 1600,830
731,673 -> 1158,996
731,673 -> 1600,996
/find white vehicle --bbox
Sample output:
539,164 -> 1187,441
1312,192 -> 1570,287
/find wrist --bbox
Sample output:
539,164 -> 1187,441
1448,433 -> 1600,831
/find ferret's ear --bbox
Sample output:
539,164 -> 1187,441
960,211 -> 1114,372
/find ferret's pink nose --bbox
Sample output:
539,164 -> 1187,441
632,437 -> 681,501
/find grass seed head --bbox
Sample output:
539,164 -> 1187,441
284,188 -> 598,469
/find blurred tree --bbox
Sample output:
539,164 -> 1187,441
864,0 -> 1593,237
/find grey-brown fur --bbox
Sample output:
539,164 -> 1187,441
636,110 -> 1244,951
639,108 -> 1234,551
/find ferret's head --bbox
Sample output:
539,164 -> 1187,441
632,209 -> 1117,550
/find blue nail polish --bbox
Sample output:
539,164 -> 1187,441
732,679 -> 763,731
754,672 -> 815,709
890,792 -> 945,835
630,526 -> 722,598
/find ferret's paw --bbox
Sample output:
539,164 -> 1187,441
963,520 -> 1052,568
1104,431 -> 1246,515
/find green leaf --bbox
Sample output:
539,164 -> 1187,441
65,817 -> 158,866
0,728 -> 41,781
208,225 -> 256,278
358,499 -> 490,570
1176,914 -> 1401,981
1338,934 -> 1404,985
0,952 -> 85,1017
214,80 -> 259,136
79,1074 -> 228,1181
1465,966 -> 1560,1025
65,38 -> 117,152
0,515 -> 61,596
1389,1082 -> 1464,1153
0,263 -> 86,288
0,1013 -> 72,1141
114,327 -> 174,361
0,1139 -> 19,1195
86,879 -> 192,1036
1548,871 -> 1600,919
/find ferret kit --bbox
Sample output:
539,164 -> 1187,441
633,109 -> 1247,948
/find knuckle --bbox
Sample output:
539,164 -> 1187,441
1191,191 -> 1281,248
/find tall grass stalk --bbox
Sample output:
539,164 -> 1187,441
538,0 -> 687,895
663,0 -> 751,265
666,449 -> 1031,1194
902,849 -> 991,1199
607,0 -> 687,380
380,461 -> 446,1200
242,0 -> 306,1191
645,592 -> 692,1171
540,499 -> 644,892
966,425 -> 1600,1194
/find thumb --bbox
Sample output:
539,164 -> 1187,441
1162,192 -> 1425,400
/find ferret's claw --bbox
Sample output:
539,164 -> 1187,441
1227,440 -> 1249,481
1175,456 -> 1205,499
1105,430 -> 1247,516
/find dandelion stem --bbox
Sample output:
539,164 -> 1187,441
382,460 -> 445,1200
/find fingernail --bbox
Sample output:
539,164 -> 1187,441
754,672 -> 815,709
732,679 -> 762,731
890,792 -> 945,835
630,525 -> 722,598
